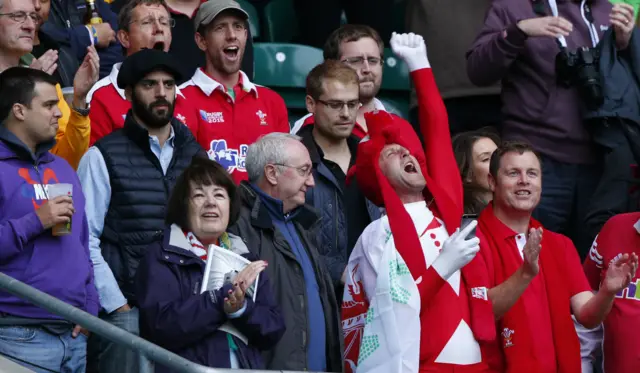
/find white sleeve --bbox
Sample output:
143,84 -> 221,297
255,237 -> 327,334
343,219 -> 388,303
574,315 -> 603,373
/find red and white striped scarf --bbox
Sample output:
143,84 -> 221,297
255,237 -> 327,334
184,230 -> 208,261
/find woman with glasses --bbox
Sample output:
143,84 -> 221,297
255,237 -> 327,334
135,157 -> 285,371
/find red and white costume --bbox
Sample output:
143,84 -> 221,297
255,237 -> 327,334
86,63 -> 198,146
579,212 -> 640,373
179,69 -> 290,183
342,67 -> 495,373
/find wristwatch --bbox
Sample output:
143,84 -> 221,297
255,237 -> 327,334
72,106 -> 90,117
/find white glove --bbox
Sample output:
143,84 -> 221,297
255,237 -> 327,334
389,32 -> 430,72
431,220 -> 480,280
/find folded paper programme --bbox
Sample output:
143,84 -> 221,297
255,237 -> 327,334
201,244 -> 259,345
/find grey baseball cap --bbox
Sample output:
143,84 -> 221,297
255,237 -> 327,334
194,0 -> 249,32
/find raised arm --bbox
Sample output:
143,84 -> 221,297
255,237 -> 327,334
390,32 -> 462,213
51,47 -> 100,169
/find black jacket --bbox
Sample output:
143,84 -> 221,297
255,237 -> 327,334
228,183 -> 344,372
95,114 -> 205,305
581,28 -> 640,255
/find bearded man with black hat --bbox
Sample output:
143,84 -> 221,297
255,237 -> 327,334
77,48 -> 205,373
342,33 -> 497,373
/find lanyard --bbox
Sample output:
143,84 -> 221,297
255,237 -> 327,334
536,0 -> 599,48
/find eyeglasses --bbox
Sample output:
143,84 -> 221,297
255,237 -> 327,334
272,163 -> 313,178
0,11 -> 38,24
316,99 -> 360,112
341,56 -> 384,68
130,16 -> 175,29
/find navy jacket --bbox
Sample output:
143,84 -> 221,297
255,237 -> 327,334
135,225 -> 285,372
41,0 -> 123,83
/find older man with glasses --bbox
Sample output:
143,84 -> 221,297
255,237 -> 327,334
86,0 -> 198,146
228,132 -> 343,372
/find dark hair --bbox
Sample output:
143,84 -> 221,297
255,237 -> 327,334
165,157 -> 240,230
323,24 -> 384,60
306,60 -> 359,100
489,141 -> 542,179
0,67 -> 58,124
452,128 -> 501,214
118,0 -> 170,32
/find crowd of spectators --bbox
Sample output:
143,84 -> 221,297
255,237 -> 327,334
0,0 -> 639,372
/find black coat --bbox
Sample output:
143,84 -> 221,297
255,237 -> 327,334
582,28 -> 640,253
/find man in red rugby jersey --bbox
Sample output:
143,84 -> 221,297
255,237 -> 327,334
179,0 -> 289,184
579,212 -> 640,373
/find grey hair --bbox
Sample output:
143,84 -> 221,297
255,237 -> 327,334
246,132 -> 303,183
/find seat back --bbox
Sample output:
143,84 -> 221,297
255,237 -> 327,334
235,0 -> 260,39
263,0 -> 298,42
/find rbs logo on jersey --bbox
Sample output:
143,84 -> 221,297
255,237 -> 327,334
208,139 -> 248,174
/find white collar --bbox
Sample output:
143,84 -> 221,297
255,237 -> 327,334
168,224 -> 192,251
634,219 -> 640,234
190,68 -> 258,97
109,62 -> 126,100
372,97 -> 386,111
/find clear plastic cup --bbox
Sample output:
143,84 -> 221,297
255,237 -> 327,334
47,183 -> 73,236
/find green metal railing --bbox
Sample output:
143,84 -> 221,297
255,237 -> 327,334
0,272 -> 325,373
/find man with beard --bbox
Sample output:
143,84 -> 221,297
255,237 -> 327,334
476,141 -> 637,373
179,0 -> 289,184
77,49 -> 205,373
86,0 -> 198,146
291,24 -> 386,139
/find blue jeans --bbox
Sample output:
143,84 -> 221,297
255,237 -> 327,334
90,307 -> 153,373
0,325 -> 87,373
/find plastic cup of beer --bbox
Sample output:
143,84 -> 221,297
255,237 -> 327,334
47,183 -> 73,236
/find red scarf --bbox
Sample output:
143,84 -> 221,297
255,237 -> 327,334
345,69 -> 495,367
477,204 -> 581,373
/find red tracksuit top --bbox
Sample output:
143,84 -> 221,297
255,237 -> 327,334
583,212 -> 640,373
87,63 -> 198,146
178,69 -> 290,184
